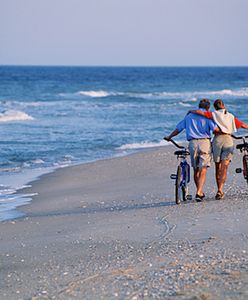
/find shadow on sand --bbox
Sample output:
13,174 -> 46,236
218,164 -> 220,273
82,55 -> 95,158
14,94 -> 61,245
19,200 -> 176,220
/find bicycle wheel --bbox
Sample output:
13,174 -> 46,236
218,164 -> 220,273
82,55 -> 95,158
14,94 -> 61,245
175,166 -> 182,205
243,155 -> 248,183
182,185 -> 188,202
182,164 -> 189,201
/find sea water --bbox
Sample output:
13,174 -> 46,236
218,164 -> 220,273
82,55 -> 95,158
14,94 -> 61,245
0,66 -> 248,220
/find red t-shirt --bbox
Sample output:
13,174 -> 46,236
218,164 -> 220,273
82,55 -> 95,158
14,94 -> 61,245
202,111 -> 243,129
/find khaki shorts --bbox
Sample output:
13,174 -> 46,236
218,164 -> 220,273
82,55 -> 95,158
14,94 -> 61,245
188,139 -> 212,169
212,134 -> 234,163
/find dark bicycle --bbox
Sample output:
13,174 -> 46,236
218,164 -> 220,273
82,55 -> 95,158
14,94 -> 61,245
232,135 -> 248,184
165,138 -> 192,204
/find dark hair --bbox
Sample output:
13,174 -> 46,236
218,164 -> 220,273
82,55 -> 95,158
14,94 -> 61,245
199,99 -> 210,109
214,99 -> 225,110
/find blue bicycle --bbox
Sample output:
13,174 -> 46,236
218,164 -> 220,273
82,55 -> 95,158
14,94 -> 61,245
165,139 -> 192,204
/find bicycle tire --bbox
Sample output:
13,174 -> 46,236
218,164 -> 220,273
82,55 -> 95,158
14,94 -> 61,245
175,165 -> 182,205
243,155 -> 248,183
182,164 -> 189,201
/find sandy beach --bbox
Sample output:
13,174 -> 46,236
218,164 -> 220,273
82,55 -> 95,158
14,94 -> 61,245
1,145 -> 248,300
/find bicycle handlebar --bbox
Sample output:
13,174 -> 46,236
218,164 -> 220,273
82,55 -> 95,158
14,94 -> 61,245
164,138 -> 185,149
231,134 -> 248,140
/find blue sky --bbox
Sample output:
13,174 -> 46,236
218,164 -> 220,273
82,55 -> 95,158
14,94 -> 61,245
0,0 -> 248,66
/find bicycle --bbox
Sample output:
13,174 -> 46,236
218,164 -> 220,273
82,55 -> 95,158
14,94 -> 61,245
232,134 -> 248,184
165,138 -> 192,204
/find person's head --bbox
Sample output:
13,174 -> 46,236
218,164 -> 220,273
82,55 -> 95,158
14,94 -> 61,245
214,99 -> 225,110
199,98 -> 210,111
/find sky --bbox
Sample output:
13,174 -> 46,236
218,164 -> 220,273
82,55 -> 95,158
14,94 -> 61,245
0,0 -> 248,66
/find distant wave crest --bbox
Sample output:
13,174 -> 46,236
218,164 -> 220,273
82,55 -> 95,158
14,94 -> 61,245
78,90 -> 125,98
147,88 -> 248,99
208,88 -> 248,97
0,110 -> 34,122
78,90 -> 111,97
73,87 -> 248,100
179,102 -> 192,107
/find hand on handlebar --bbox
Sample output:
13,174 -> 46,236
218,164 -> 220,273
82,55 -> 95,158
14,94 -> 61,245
163,136 -> 171,141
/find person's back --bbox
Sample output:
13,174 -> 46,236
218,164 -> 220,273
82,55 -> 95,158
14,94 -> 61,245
212,110 -> 236,134
180,110 -> 216,141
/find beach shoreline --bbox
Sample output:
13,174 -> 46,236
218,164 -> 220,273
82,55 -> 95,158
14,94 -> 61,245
1,146 -> 248,299
0,143 -> 175,222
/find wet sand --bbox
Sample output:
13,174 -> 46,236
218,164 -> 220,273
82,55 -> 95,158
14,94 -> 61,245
0,146 -> 248,299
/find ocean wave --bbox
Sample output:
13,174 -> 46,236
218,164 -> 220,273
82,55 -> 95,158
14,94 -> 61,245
73,87 -> 248,100
118,140 -> 168,150
0,100 -> 57,110
78,90 -> 111,97
31,159 -> 45,164
74,90 -> 194,99
207,88 -> 248,97
59,90 -> 123,98
0,110 -> 34,122
0,166 -> 21,173
0,185 -> 15,196
144,88 -> 248,99
179,102 -> 192,107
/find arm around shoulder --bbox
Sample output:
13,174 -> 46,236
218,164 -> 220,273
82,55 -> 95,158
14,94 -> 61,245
189,109 -> 206,117
235,117 -> 248,130
241,122 -> 248,130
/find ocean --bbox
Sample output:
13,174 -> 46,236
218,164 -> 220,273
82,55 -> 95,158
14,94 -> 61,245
0,66 -> 248,220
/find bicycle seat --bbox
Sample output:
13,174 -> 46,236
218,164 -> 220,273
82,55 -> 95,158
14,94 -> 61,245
174,150 -> 190,156
236,143 -> 248,150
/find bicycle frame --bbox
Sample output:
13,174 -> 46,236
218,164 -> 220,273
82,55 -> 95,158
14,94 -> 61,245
180,157 -> 191,185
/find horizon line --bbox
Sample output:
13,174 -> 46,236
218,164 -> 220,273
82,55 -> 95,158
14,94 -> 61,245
1,64 -> 248,68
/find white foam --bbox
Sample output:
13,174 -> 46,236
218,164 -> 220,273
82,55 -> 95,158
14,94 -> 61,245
153,88 -> 248,99
78,90 -> 111,98
60,87 -> 248,101
0,166 -> 57,221
118,140 -> 168,150
179,102 -> 192,107
208,88 -> 248,97
0,110 -> 34,122
183,97 -> 198,102
30,159 -> 45,164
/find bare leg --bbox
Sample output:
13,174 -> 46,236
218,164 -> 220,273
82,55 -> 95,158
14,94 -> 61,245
215,162 -> 221,191
194,167 -> 207,196
196,167 -> 207,196
218,160 -> 230,193
194,168 -> 199,188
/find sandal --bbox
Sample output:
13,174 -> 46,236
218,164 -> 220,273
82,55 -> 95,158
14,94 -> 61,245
195,193 -> 205,202
215,191 -> 224,200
